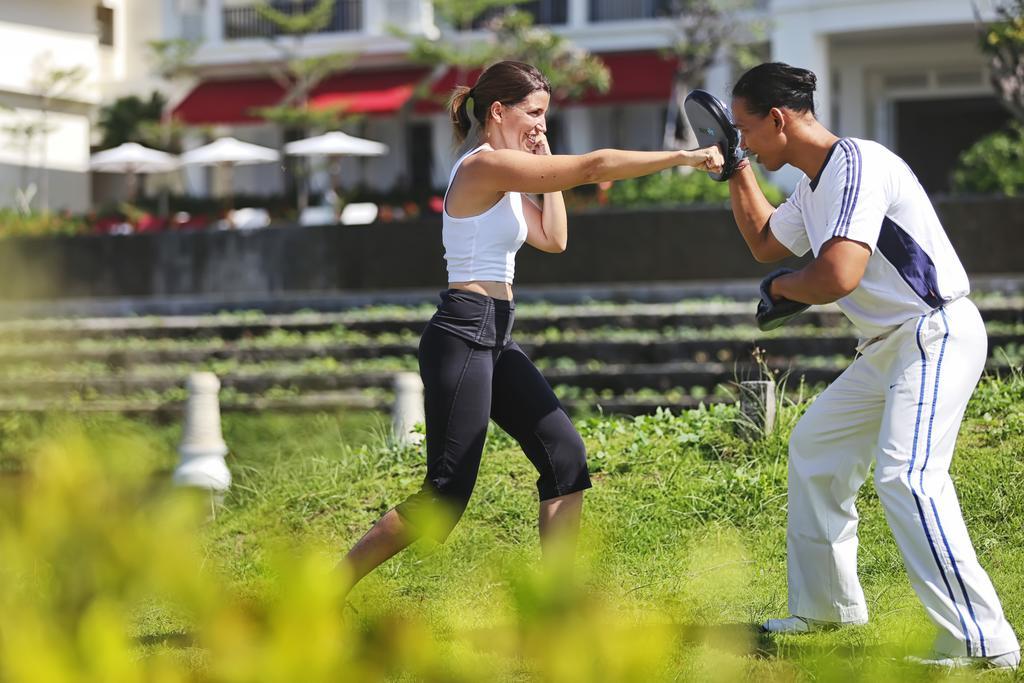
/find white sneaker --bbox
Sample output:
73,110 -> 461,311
762,615 -> 859,634
763,616 -> 813,633
907,649 -> 1020,670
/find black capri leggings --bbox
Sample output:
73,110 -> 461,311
396,289 -> 591,541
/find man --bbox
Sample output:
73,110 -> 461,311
725,62 -> 1019,668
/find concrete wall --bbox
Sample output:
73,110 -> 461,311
1,198 -> 1021,302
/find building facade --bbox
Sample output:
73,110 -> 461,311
0,0 -> 1011,212
770,0 -> 1010,192
166,0 -> 707,202
0,0 -> 170,212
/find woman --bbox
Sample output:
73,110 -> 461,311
340,60 -> 723,592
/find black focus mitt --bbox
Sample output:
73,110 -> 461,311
756,269 -> 811,331
683,89 -> 746,181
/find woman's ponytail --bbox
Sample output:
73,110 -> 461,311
449,85 -> 475,144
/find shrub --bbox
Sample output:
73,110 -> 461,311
0,210 -> 87,238
606,165 -> 784,207
952,123 -> 1024,196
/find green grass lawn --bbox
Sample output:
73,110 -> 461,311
1,372 -> 1022,681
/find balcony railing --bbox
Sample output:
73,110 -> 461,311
223,0 -> 362,40
471,0 -> 569,29
589,0 -> 674,22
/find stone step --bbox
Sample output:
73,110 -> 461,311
1,299 -> 1022,342
0,392 -> 719,418
0,391 -> 386,416
2,357 -> 1015,401
1,333 -> 1020,369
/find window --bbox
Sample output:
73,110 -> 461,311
471,0 -> 568,28
590,0 -> 673,22
407,123 -> 434,193
545,114 -> 566,154
96,4 -> 114,47
894,96 -> 1010,193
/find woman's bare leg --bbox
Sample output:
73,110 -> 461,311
339,508 -> 416,595
538,490 -> 584,561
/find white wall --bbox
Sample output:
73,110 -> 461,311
0,164 -> 90,213
98,0 -> 171,100
228,125 -> 285,197
359,116 -> 407,190
771,0 -> 993,34
431,112 -> 455,189
582,104 -> 665,151
767,0 -> 995,192
831,31 -> 989,145
0,2 -> 101,211
0,0 -> 98,42
618,103 -> 664,151
0,104 -> 92,212
0,19 -> 100,103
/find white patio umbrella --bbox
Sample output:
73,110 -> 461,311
89,142 -> 179,201
180,137 -> 281,209
284,131 -> 389,216
283,131 -> 389,157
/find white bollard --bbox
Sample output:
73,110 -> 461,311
173,372 -> 231,491
392,372 -> 425,447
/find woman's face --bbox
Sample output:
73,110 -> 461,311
489,89 -> 550,152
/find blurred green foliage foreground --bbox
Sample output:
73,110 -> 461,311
1,369 -> 1022,682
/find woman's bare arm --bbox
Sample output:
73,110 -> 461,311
518,134 -> 569,253
462,146 -> 723,196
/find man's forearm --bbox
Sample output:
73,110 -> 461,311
771,263 -> 850,305
728,164 -> 776,261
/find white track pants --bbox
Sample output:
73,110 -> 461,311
786,297 -> 1018,657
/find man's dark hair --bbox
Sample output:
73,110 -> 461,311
732,62 -> 817,117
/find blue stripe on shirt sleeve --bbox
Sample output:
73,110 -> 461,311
840,141 -> 864,236
835,140 -> 860,236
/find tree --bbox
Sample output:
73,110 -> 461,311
975,0 -> 1024,123
952,122 -> 1024,196
96,93 -> 167,150
145,38 -> 202,154
2,55 -> 87,212
429,0 -> 526,31
660,0 -> 765,151
2,118 -> 47,213
94,92 -> 194,210
246,0 -> 362,210
95,43 -> 199,153
249,0 -> 359,131
399,2 -> 610,112
148,38 -> 199,83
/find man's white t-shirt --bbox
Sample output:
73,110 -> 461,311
769,137 -> 970,338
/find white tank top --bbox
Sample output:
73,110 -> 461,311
442,144 -> 528,284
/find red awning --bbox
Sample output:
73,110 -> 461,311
579,51 -> 678,104
172,53 -> 676,124
173,67 -> 429,125
173,78 -> 285,125
415,51 -> 678,113
308,68 -> 429,114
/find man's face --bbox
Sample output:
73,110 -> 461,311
731,97 -> 787,172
